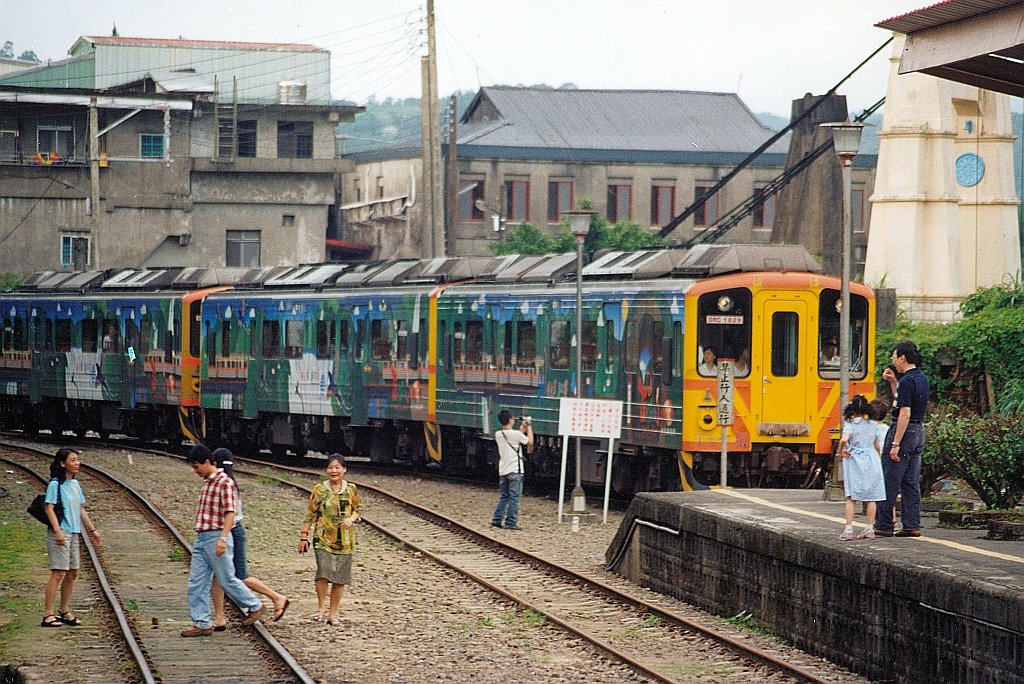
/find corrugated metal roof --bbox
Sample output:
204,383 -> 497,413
0,55 -> 96,89
876,0 -> 1020,33
458,87 -> 789,154
75,35 -> 324,53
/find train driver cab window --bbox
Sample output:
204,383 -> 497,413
818,289 -> 869,379
696,289 -> 751,377
550,320 -> 570,369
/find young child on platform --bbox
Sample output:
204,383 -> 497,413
837,395 -> 886,540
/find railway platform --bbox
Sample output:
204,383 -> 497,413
606,489 -> 1024,684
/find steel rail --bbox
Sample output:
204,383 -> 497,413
1,440 -> 317,684
235,456 -> 834,684
0,450 -> 157,684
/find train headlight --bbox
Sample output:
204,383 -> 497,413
717,296 -> 733,312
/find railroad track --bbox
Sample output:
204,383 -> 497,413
236,456 -> 837,684
0,442 -> 313,684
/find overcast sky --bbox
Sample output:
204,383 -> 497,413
6,1 -> 935,115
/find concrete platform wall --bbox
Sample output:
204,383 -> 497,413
607,493 -> 1024,684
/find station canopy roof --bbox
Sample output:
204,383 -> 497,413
876,0 -> 1024,97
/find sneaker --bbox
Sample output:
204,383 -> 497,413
490,522 -> 502,529
180,626 -> 214,637
241,605 -> 266,626
839,529 -> 854,541
858,528 -> 876,539
895,529 -> 922,537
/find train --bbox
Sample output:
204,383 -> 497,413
0,244 -> 876,493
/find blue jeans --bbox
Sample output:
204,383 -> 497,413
187,530 -> 262,628
876,423 -> 924,533
492,473 -> 524,528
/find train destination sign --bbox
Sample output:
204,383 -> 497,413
705,315 -> 744,325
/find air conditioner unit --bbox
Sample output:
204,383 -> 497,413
177,234 -> 192,246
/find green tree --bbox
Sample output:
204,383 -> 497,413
489,222 -> 555,255
0,272 -> 21,292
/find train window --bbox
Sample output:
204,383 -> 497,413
339,320 -> 350,360
465,320 -> 483,365
625,315 -> 663,376
103,320 -> 120,353
453,322 -> 463,363
604,305 -> 618,370
55,321 -> 71,352
285,320 -> 304,359
316,320 -> 334,360
395,320 -> 408,361
651,320 -> 664,376
82,319 -> 97,353
140,319 -> 153,356
696,288 -> 752,376
205,321 -> 217,364
220,320 -> 231,358
188,301 -> 201,357
818,290 -> 869,380
625,320 -> 638,370
12,315 -> 27,351
582,320 -> 597,371
490,319 -> 498,368
516,321 -> 536,367
125,318 -> 138,356
164,330 -> 174,363
550,320 -> 570,369
262,320 -> 280,358
770,312 -> 799,377
419,318 -> 427,363
371,320 -> 390,361
503,321 -> 513,367
0,316 -> 9,352
672,322 -> 683,378
354,320 -> 364,362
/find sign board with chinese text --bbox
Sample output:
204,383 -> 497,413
557,398 -> 623,439
716,360 -> 734,426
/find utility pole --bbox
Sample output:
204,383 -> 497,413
89,97 -> 101,269
420,0 -> 444,257
446,95 -> 458,257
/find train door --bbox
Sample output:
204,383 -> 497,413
121,308 -> 138,408
28,306 -> 42,404
759,300 -> 806,425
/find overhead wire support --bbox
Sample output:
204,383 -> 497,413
682,97 -> 886,249
658,36 -> 894,239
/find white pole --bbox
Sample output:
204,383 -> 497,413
602,437 -> 616,524
720,427 -> 728,488
557,438 -> 570,523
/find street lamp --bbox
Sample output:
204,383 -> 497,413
821,120 -> 865,501
562,209 -> 595,513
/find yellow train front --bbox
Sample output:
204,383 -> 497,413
680,269 -> 874,489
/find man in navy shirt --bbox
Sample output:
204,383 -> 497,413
875,340 -> 929,537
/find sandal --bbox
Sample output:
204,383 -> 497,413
41,614 -> 62,627
58,611 -> 81,626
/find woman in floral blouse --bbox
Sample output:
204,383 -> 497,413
298,454 -> 360,625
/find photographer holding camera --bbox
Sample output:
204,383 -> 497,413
490,409 -> 534,531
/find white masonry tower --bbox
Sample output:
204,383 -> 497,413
864,35 -> 1021,322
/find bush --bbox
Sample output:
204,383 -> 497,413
924,406 -> 1024,510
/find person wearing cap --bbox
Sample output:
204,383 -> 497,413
820,338 -> 840,366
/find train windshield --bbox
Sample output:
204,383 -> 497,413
818,289 -> 868,379
696,288 -> 752,377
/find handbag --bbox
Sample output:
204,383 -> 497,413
27,479 -> 63,526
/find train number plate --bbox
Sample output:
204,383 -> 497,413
705,315 -> 744,324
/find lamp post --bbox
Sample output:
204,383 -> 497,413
563,209 -> 595,513
821,120 -> 865,501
